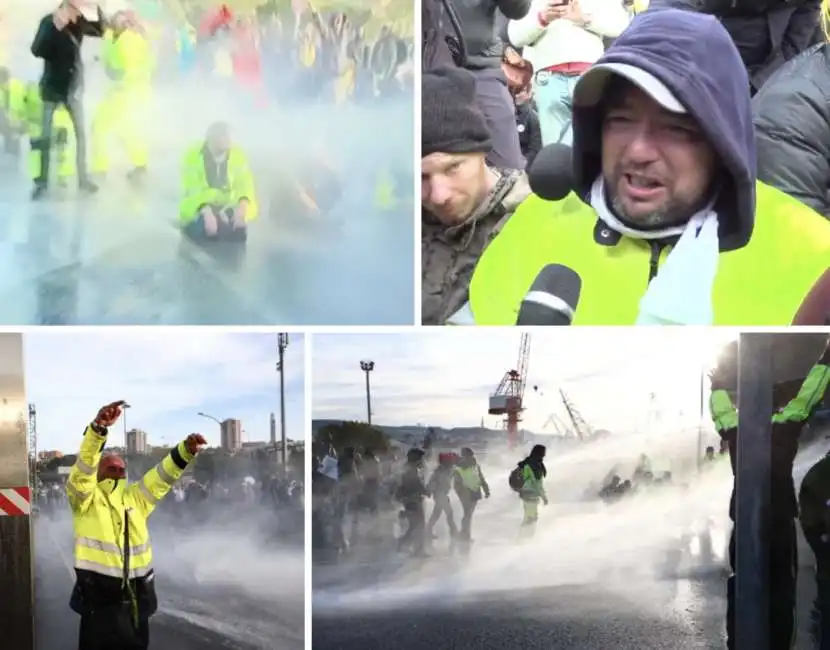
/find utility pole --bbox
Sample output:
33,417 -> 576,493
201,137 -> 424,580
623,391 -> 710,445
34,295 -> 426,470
360,360 -> 375,425
735,333 -> 772,650
277,333 -> 289,467
0,334 -> 33,650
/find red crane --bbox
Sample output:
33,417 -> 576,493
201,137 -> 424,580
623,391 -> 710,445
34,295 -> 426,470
488,333 -> 531,448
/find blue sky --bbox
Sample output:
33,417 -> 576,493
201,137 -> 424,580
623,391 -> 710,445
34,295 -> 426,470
311,329 -> 739,434
22,331 -> 305,453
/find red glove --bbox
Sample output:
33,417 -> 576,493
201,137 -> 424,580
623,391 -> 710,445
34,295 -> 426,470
185,433 -> 207,455
94,401 -> 126,428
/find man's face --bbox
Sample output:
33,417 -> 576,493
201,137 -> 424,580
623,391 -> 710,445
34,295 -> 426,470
421,152 -> 489,226
208,131 -> 230,155
601,83 -> 718,228
64,2 -> 82,22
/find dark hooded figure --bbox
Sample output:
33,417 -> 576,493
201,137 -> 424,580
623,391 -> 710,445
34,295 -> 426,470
516,444 -> 548,535
465,9 -> 830,326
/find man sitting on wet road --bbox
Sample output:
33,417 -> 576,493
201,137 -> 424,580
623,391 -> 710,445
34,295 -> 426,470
179,121 -> 257,243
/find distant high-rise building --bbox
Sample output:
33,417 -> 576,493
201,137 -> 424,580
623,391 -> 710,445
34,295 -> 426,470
270,412 -> 276,444
126,429 -> 148,455
220,419 -> 243,452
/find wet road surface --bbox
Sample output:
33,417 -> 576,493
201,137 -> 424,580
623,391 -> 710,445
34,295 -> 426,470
0,96 -> 414,325
35,513 -> 304,650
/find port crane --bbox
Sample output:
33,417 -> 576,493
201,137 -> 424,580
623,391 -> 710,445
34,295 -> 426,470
488,333 -> 530,448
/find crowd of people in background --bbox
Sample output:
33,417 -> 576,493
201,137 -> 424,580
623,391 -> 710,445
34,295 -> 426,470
421,0 -> 830,327
0,0 -> 413,234
311,439 -> 551,562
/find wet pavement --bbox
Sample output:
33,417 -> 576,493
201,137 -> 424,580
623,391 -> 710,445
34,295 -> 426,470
35,513 -> 304,650
0,96 -> 414,325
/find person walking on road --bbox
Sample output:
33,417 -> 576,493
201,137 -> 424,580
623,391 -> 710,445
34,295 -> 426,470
30,1 -> 106,200
513,444 -> 548,537
453,448 -> 490,543
66,400 -> 206,650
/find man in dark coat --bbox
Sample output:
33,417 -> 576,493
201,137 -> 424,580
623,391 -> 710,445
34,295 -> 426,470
30,1 -> 106,200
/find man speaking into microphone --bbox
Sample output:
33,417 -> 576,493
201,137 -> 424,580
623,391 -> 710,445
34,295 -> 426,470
465,8 -> 830,326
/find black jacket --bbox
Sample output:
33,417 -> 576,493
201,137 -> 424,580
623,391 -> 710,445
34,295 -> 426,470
650,0 -> 820,91
753,45 -> 830,217
516,102 -> 541,170
31,11 -> 105,102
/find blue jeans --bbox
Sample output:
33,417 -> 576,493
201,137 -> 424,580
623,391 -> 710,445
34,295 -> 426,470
533,71 -> 581,147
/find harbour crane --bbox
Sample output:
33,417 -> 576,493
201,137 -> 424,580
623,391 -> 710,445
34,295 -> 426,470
488,333 -> 530,448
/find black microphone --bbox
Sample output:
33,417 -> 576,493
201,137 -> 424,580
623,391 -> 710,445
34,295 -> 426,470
516,264 -> 582,326
527,143 -> 575,201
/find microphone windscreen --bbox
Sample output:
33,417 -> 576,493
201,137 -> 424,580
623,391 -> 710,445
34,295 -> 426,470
529,264 -> 582,309
527,144 -> 575,202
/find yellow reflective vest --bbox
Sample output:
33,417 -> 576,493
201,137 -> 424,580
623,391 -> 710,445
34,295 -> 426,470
67,424 -> 194,579
102,28 -> 155,86
455,465 -> 482,492
469,181 -> 830,325
179,144 -> 258,223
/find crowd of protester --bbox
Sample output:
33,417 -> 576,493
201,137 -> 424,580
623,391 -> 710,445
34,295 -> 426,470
421,0 -> 830,327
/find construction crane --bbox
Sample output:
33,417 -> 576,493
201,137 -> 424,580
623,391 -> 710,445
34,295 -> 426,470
488,333 -> 531,448
542,390 -> 593,440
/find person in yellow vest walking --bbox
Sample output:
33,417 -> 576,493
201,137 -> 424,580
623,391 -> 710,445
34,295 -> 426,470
90,10 -> 155,182
465,9 -> 830,326
67,400 -> 207,650
453,448 -> 490,544
512,444 -> 548,537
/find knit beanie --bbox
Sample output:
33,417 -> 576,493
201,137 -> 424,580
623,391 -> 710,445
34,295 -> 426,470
422,66 -> 492,157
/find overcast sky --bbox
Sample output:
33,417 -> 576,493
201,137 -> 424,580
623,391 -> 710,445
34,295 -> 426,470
21,331 -> 305,453
311,329 -> 740,434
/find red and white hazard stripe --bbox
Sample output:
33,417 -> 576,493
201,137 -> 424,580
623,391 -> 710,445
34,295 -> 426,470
0,487 -> 31,516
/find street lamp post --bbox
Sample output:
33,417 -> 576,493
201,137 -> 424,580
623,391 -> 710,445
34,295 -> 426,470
277,333 -> 289,466
359,360 -> 375,426
197,411 -> 223,448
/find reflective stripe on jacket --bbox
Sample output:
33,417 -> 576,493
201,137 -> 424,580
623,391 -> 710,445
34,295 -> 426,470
68,424 -> 194,579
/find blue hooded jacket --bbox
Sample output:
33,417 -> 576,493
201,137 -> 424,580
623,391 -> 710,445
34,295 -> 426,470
571,9 -> 756,252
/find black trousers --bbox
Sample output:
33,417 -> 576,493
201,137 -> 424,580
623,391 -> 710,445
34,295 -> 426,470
399,501 -> 425,553
727,517 -> 797,650
36,95 -> 89,186
78,607 -> 149,650
803,529 -> 830,650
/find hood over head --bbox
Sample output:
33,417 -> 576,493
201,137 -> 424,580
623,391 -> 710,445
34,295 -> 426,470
571,9 -> 755,252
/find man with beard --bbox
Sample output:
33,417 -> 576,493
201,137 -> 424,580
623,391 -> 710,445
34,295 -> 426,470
464,9 -> 830,326
421,65 -> 531,325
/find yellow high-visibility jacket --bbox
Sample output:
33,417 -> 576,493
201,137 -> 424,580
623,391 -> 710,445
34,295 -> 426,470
67,424 -> 194,579
102,28 -> 155,86
10,82 -> 74,139
179,144 -> 258,223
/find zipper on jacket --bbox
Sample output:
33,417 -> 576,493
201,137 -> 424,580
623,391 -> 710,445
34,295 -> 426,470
647,241 -> 663,282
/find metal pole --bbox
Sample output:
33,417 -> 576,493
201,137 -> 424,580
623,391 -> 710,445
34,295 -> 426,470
0,334 -> 34,650
360,360 -> 374,426
735,332 -> 772,650
697,367 -> 705,473
277,334 -> 289,467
